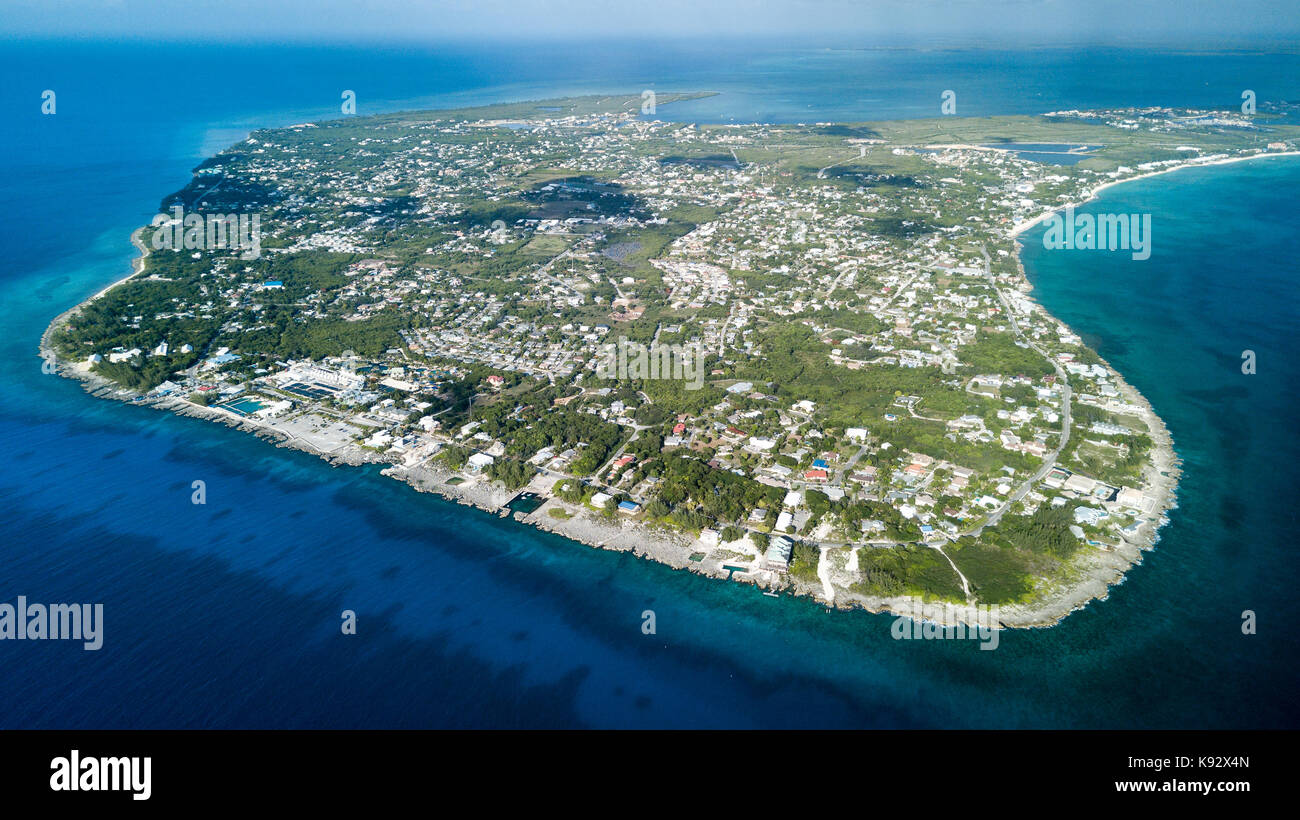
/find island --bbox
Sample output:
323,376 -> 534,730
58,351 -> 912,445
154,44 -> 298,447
41,93 -> 1300,628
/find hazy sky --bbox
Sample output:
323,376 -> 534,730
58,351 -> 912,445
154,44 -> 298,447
4,0 -> 1298,44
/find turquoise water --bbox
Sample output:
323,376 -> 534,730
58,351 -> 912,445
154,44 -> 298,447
0,40 -> 1297,728
218,397 -> 267,416
1016,156 -> 1300,726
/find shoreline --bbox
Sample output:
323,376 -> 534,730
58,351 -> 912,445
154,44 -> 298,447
39,145 -> 1286,632
36,333 -> 785,598
971,152 -> 1282,625
39,227 -> 151,362
984,260 -> 1182,628
1007,150 -> 1300,239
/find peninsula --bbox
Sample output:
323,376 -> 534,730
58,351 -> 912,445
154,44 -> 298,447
41,93 -> 1300,627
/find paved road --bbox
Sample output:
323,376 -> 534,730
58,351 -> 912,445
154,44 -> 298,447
963,244 -> 1073,537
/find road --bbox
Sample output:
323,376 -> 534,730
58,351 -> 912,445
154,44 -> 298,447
962,244 -> 1073,537
405,241 -> 1071,594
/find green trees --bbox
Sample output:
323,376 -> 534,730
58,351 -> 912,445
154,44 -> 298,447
958,332 -> 1053,378
805,489 -> 831,516
626,431 -> 664,460
668,508 -> 709,532
788,541 -> 821,581
234,310 -> 411,360
488,458 -> 536,490
644,499 -> 670,519
470,405 -> 624,478
851,546 -> 965,601
986,503 -> 1080,559
91,355 -> 195,391
554,479 -> 587,503
633,404 -> 669,425
653,453 -> 784,526
439,446 -> 469,470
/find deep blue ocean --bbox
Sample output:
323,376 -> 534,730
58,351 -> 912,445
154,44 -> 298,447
1,39 -> 1297,728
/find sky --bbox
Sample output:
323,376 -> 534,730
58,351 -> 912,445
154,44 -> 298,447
3,0 -> 1299,45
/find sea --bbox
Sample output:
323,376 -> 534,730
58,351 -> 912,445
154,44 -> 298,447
1,38 -> 1297,728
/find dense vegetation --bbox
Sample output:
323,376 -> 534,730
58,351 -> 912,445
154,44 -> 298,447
850,545 -> 967,601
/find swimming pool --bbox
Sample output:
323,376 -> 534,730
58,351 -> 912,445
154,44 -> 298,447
218,396 -> 266,416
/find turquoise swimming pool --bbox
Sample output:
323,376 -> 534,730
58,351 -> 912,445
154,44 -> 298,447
218,396 -> 266,416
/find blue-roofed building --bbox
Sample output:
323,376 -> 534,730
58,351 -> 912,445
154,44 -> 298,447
617,500 -> 640,514
812,458 -> 828,469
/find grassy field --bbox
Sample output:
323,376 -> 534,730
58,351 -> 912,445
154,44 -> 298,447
519,234 -> 572,255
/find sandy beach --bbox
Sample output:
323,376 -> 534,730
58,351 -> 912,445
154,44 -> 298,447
39,227 -> 151,362
1007,150 -> 1300,239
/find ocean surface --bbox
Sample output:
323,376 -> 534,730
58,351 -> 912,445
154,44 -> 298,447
1,39 -> 1297,728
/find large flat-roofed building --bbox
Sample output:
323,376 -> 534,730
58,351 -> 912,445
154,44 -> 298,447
282,362 -> 365,392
